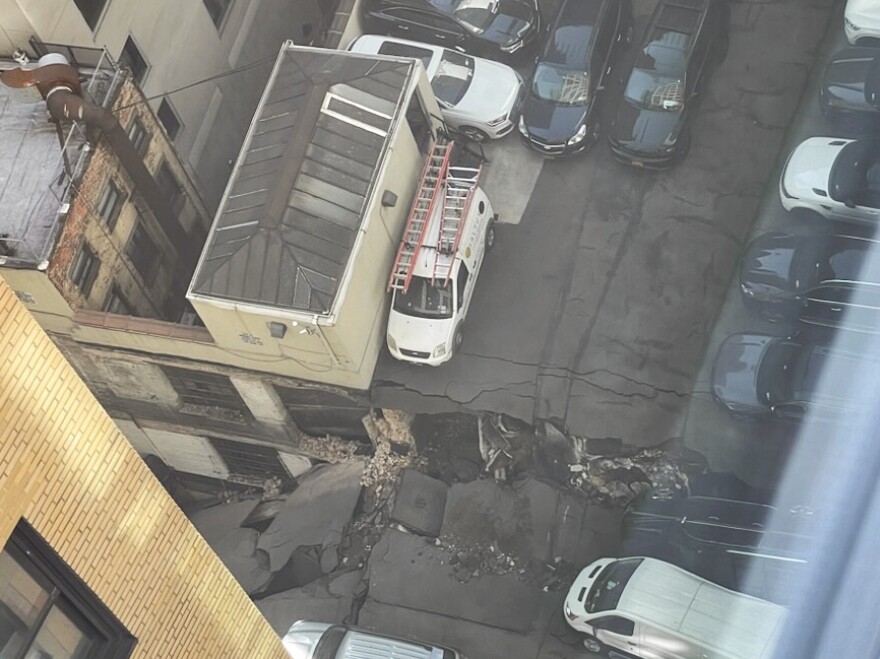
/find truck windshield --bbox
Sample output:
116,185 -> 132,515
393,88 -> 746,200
586,559 -> 643,613
393,276 -> 454,319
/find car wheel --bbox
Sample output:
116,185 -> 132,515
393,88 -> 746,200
485,218 -> 496,251
460,125 -> 490,142
676,128 -> 692,162
582,635 -> 605,654
453,324 -> 464,352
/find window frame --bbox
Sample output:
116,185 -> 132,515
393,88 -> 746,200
96,179 -> 125,231
125,217 -> 162,285
202,0 -> 235,29
155,160 -> 185,214
119,36 -> 149,86
102,286 -> 132,315
156,98 -> 182,141
69,242 -> 100,297
126,116 -> 151,157
1,521 -> 136,659
72,0 -> 110,32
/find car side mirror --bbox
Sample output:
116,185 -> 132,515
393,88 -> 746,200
845,199 -> 857,209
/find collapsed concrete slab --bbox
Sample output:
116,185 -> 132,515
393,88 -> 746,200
256,581 -> 355,636
367,528 -> 540,632
258,461 -> 365,572
390,469 -> 448,537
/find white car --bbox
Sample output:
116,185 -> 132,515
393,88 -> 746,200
845,0 -> 880,44
387,186 -> 495,366
780,137 -> 880,224
349,34 -> 523,141
282,621 -> 465,658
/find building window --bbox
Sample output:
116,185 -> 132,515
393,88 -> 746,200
118,37 -> 148,85
156,99 -> 181,141
72,0 -> 108,30
162,366 -> 250,414
155,161 -> 184,213
126,219 -> 160,284
96,180 -> 124,230
102,286 -> 131,315
126,117 -> 150,157
0,521 -> 136,659
69,244 -> 100,297
208,436 -> 290,482
203,0 -> 234,28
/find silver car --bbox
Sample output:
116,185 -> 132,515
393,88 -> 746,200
282,621 -> 466,659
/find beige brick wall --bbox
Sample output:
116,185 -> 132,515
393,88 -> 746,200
0,278 -> 288,658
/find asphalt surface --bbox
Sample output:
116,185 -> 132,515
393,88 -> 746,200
373,0 -> 841,451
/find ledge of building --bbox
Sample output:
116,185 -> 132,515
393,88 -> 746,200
74,310 -> 215,343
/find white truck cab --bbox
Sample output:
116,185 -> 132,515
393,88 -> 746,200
387,185 -> 495,366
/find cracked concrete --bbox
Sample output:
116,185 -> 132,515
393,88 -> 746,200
372,0 -> 840,449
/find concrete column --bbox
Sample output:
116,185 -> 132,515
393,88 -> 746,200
229,375 -> 303,441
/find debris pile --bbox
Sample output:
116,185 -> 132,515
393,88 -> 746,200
569,447 -> 688,506
361,410 -> 425,490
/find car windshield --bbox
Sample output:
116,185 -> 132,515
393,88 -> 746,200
432,50 -> 474,107
788,238 -> 826,290
452,0 -> 497,34
624,68 -> 684,111
756,342 -> 800,406
531,64 -> 590,105
376,41 -> 434,70
393,276 -> 454,319
586,559 -> 642,613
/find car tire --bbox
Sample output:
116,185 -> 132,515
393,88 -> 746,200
676,128 -> 692,162
485,218 -> 496,251
582,635 -> 606,655
453,324 -> 464,352
460,125 -> 490,142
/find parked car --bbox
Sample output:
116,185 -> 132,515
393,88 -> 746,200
387,181 -> 495,366
282,621 -> 465,658
564,557 -> 786,658
349,35 -> 523,140
711,332 -> 869,421
361,0 -> 541,60
622,492 -> 813,603
820,48 -> 880,121
739,231 -> 880,323
607,0 -> 728,169
780,137 -> 880,224
845,0 -> 880,45
517,0 -> 631,156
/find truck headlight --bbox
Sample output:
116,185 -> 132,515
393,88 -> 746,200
567,123 -> 588,146
845,17 -> 859,32
518,114 -> 528,136
387,335 -> 398,351
432,343 -> 447,358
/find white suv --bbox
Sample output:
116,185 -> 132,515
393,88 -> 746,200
845,0 -> 880,44
779,137 -> 880,225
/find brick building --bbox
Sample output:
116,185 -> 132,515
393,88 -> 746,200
0,277 -> 287,658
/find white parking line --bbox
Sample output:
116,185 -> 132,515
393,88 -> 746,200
480,136 -> 545,225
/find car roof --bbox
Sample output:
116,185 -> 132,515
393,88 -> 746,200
636,0 -> 708,73
349,34 -> 443,77
542,0 -> 606,66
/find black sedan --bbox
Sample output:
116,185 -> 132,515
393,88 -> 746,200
821,48 -> 880,121
711,333 -> 864,421
361,0 -> 541,60
518,0 -> 631,156
740,232 -> 880,322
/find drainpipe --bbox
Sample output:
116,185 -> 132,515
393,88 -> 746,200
0,55 -> 191,261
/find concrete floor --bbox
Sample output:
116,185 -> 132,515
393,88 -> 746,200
373,0 -> 841,453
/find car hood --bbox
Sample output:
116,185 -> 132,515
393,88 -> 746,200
712,333 -> 778,411
522,92 -> 586,142
482,0 -> 536,45
456,58 -> 522,118
846,0 -> 880,26
740,233 -> 799,295
824,49 -> 873,107
610,99 -> 682,151
388,309 -> 453,353
782,137 -> 843,197
565,558 -> 617,618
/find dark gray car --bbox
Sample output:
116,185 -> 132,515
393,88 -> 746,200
820,47 -> 880,121
711,333 -> 865,421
